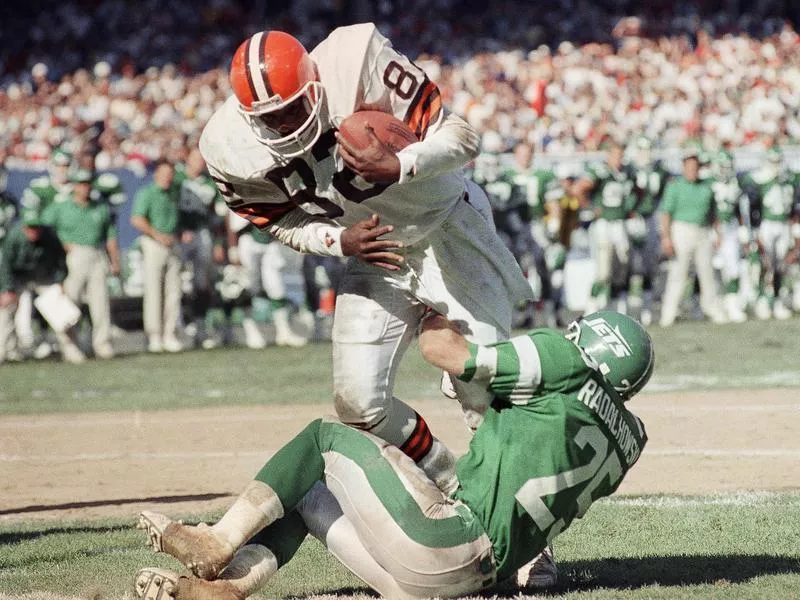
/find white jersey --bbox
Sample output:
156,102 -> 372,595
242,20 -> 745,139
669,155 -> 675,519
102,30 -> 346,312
200,23 -> 532,326
200,23 -> 476,249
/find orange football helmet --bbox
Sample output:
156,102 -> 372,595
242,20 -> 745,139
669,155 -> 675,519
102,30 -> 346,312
230,31 -> 325,157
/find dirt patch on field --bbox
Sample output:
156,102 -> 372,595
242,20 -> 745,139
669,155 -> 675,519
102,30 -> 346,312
1,388 -> 798,522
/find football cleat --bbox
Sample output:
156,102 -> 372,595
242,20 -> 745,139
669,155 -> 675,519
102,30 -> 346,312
134,568 -> 179,600
773,300 -> 792,321
755,296 -> 772,321
137,511 -> 234,580
517,545 -> 558,589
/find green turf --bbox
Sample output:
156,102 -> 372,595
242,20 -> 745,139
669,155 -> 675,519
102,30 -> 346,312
1,492 -> 798,599
1,318 -> 799,415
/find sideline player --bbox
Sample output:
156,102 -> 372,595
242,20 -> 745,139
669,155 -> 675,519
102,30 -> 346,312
199,25 -> 532,495
134,310 -> 652,599
574,143 -> 635,314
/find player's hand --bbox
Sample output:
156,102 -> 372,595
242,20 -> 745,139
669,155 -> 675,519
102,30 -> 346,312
155,232 -> 175,248
0,291 -> 18,308
181,231 -> 195,244
213,245 -> 226,265
340,214 -> 404,271
661,236 -> 674,258
336,125 -> 401,184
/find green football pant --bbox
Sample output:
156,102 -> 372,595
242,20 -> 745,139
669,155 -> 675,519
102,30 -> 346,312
254,418 -> 496,598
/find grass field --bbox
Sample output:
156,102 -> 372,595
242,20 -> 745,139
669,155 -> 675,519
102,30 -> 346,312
2,493 -> 799,599
2,317 -> 800,599
2,317 -> 799,414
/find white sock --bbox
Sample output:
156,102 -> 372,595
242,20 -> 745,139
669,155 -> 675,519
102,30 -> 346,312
219,544 -> 278,596
213,481 -> 285,550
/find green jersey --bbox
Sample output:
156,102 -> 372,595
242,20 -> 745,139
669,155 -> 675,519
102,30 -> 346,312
660,177 -> 715,226
0,223 -> 67,292
132,183 -> 179,235
587,163 -> 635,221
22,176 -> 69,212
631,163 -> 669,216
91,172 -> 127,209
0,180 -> 17,241
172,168 -> 223,232
742,169 -> 798,222
510,168 -> 562,220
710,177 -> 745,224
42,195 -> 117,248
454,330 -> 647,581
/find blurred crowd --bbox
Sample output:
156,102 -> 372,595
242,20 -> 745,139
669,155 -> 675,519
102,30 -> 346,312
1,1 -> 799,167
1,1 -> 800,364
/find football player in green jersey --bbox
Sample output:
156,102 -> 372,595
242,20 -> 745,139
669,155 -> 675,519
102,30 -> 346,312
741,148 -> 798,320
0,147 -> 18,243
710,151 -> 749,323
628,137 -> 670,326
135,310 -> 651,600
21,148 -> 73,212
575,143 -> 636,314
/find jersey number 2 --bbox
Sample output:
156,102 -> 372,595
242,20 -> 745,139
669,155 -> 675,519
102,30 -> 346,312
514,425 -> 623,542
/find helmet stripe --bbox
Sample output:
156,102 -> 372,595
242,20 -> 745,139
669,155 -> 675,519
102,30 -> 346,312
259,32 -> 274,98
248,32 -> 270,102
242,36 -> 260,105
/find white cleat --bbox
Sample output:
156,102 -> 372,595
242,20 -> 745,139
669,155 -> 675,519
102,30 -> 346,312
134,568 -> 179,600
755,297 -> 772,321
640,308 -> 653,327
275,330 -> 309,348
773,300 -> 792,321
242,318 -> 267,349
148,336 -> 164,353
162,336 -> 183,353
724,294 -> 747,323
517,545 -> 558,589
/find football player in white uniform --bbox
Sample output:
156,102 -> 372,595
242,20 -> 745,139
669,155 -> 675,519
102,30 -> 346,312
200,24 -> 531,496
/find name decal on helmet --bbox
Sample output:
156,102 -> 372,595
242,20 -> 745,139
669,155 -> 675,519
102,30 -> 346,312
584,317 -> 632,358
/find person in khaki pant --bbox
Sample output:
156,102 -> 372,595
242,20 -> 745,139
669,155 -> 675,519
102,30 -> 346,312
42,168 -> 121,359
659,152 -> 726,327
131,160 -> 183,353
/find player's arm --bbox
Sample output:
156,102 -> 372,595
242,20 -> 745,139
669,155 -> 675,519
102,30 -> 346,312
572,168 -> 597,209
359,25 -> 480,183
659,181 -> 677,257
420,313 -> 543,398
210,168 -> 404,270
104,208 -> 121,275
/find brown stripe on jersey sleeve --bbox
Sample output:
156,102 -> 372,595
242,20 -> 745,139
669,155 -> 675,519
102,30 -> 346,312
233,202 -> 296,229
404,78 -> 442,140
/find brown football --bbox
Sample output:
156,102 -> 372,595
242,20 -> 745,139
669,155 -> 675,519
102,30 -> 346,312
338,111 -> 418,153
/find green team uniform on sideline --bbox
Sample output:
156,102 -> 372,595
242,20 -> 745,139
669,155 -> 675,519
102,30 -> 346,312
132,184 -> 179,234
632,163 -> 669,217
454,329 -> 646,580
711,177 -> 745,224
510,168 -> 562,220
661,177 -> 715,225
91,172 -> 127,221
587,164 -> 635,221
0,224 -> 67,292
42,196 -> 117,248
22,176 -> 69,212
172,168 -> 222,232
742,171 -> 799,222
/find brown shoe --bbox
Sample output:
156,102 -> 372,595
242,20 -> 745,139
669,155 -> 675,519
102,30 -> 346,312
138,511 -> 234,580
175,577 -> 245,600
